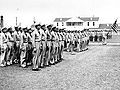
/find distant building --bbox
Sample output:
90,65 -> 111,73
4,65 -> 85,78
53,17 -> 99,30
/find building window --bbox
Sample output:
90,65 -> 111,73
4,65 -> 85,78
78,22 -> 83,26
93,22 -> 95,26
57,23 -> 58,26
87,22 -> 89,26
62,22 -> 64,26
66,22 -> 71,26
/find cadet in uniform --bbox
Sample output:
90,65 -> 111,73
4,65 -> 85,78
45,25 -> 52,66
6,27 -> 14,65
102,30 -> 107,45
20,27 -> 29,68
13,27 -> 21,64
32,24 -> 41,70
26,28 -> 34,66
39,24 -> 47,68
48,27 -> 56,64
0,28 -> 8,67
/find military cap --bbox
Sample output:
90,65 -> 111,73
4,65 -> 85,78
35,24 -> 41,29
40,24 -> 45,28
28,28 -> 33,32
15,27 -> 19,31
52,26 -> 56,31
23,27 -> 28,32
8,27 -> 14,32
47,24 -> 53,28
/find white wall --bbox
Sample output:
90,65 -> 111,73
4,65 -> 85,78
84,21 -> 99,29
53,20 -> 99,30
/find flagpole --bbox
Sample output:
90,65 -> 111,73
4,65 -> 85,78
16,8 -> 19,26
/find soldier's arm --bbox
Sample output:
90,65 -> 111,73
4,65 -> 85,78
31,31 -> 36,48
8,33 -> 14,41
20,33 -> 23,49
42,30 -> 47,41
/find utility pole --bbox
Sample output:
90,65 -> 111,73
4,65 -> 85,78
16,8 -> 19,26
33,17 -> 36,24
16,17 -> 17,26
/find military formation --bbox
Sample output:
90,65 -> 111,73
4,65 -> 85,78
0,24 -> 90,71
89,31 -> 112,45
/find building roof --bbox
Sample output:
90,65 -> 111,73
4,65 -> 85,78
79,17 -> 99,21
66,17 -> 84,22
54,17 -> 99,22
54,18 -> 71,22
89,24 -> 120,30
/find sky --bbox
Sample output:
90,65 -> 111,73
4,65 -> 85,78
0,0 -> 120,27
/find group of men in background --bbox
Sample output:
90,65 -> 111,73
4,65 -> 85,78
89,31 -> 112,45
0,24 -> 90,71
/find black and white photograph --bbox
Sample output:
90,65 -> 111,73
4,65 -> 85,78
0,0 -> 120,90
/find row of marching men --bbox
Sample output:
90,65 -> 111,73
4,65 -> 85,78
89,31 -> 112,42
0,24 -> 90,71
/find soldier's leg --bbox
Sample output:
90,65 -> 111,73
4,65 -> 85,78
6,42 -> 12,65
26,43 -> 33,66
49,41 -> 55,64
81,41 -> 84,51
8,42 -> 15,65
44,41 -> 49,66
56,42 -> 60,62
39,41 -> 46,67
78,40 -> 82,52
60,41 -> 64,59
12,41 -> 20,64
0,43 -> 7,66
67,41 -> 70,52
70,41 -> 74,54
57,41 -> 61,61
20,43 -> 27,67
77,40 -> 80,51
38,43 -> 42,68
32,42 -> 40,70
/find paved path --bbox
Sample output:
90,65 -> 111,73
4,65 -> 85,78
0,45 -> 120,90
107,35 -> 120,43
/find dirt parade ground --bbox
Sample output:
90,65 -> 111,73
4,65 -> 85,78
0,45 -> 120,90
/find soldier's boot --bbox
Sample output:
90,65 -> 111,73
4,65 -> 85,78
0,51 -> 7,67
49,56 -> 55,65
40,57 -> 44,68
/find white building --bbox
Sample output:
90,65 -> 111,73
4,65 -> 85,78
53,17 -> 99,31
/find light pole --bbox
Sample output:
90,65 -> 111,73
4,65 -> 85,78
16,8 -> 19,26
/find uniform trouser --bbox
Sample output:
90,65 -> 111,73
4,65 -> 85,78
102,37 -> 107,44
49,41 -> 55,63
53,41 -> 60,62
83,40 -> 87,50
6,42 -> 14,64
12,41 -> 21,63
59,41 -> 64,60
80,41 -> 84,51
50,41 -> 58,63
82,41 -> 86,50
84,40 -> 87,49
20,43 -> 28,66
0,43 -> 8,66
77,40 -> 81,51
32,42 -> 41,69
67,41 -> 70,51
45,41 -> 51,65
39,41 -> 46,67
26,42 -> 33,64
86,40 -> 89,46
64,40 -> 67,48
68,41 -> 74,53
